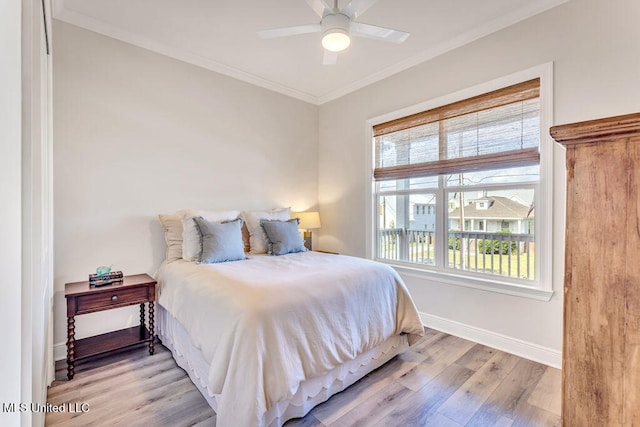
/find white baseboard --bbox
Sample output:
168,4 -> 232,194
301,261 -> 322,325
420,312 -> 562,369
54,342 -> 66,362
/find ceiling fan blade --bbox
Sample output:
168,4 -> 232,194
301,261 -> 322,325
350,22 -> 410,44
257,24 -> 322,39
342,0 -> 378,19
323,51 -> 338,65
305,0 -> 333,17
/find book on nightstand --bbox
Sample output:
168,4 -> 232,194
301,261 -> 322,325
89,271 -> 124,287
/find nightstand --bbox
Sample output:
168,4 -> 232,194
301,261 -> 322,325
65,273 -> 156,380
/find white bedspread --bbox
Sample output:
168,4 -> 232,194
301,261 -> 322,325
157,251 -> 423,427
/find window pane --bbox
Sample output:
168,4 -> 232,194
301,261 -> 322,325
445,165 -> 539,186
377,176 -> 439,193
447,189 -> 535,280
409,176 -> 439,190
372,78 -> 545,289
377,180 -> 397,192
378,194 -> 436,265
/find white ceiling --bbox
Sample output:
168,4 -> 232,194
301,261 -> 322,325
53,0 -> 568,105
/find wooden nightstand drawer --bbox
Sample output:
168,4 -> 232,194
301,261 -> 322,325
76,286 -> 149,313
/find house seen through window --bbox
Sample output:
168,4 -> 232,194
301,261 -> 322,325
373,78 -> 542,285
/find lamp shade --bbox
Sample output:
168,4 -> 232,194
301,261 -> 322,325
296,212 -> 321,230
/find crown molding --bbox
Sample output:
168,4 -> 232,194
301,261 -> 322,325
317,0 -> 569,104
53,0 -> 319,105
551,112 -> 640,146
54,0 -> 569,106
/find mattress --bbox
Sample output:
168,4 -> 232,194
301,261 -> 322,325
157,304 -> 408,426
156,251 -> 424,426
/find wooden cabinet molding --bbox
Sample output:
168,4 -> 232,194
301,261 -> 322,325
550,112 -> 640,427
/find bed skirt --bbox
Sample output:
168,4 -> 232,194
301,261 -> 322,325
156,304 -> 408,426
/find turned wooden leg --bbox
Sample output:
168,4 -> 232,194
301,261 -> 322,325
67,316 -> 75,380
139,303 -> 145,338
148,301 -> 155,355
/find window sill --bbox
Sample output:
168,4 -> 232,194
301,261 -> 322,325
379,260 -> 554,301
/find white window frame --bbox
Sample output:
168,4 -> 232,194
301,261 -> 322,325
365,63 -> 554,301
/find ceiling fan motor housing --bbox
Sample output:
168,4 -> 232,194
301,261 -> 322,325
321,13 -> 351,51
322,13 -> 351,36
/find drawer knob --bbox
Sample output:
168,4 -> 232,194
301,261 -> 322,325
111,295 -> 118,302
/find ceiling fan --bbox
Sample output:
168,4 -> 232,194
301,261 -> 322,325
257,0 -> 410,65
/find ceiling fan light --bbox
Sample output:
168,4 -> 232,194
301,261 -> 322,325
322,30 -> 351,52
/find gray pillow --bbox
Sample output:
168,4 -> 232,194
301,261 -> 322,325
260,218 -> 307,256
193,217 -> 247,264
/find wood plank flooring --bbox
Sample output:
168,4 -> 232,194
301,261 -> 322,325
47,329 -> 560,426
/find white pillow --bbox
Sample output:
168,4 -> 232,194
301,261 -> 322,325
241,208 -> 291,254
158,214 -> 183,263
179,209 -> 241,261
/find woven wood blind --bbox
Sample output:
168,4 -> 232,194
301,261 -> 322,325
374,78 -> 541,181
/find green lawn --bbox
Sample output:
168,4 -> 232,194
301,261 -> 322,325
448,249 -> 534,280
382,243 -> 535,280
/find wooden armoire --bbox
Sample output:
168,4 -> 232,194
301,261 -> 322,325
550,113 -> 640,426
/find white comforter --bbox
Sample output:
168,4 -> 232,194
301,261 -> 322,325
157,251 -> 423,427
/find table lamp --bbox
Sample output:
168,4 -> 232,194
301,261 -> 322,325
296,211 -> 321,251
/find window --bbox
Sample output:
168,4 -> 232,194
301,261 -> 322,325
371,68 -> 553,297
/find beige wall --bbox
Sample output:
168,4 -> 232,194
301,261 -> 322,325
52,21 -> 319,350
317,0 -> 640,363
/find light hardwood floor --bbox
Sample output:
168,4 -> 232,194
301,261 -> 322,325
47,328 -> 561,426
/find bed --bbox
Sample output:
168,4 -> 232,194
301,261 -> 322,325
155,251 -> 424,427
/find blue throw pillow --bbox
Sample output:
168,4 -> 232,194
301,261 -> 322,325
193,217 -> 247,264
260,218 -> 307,256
